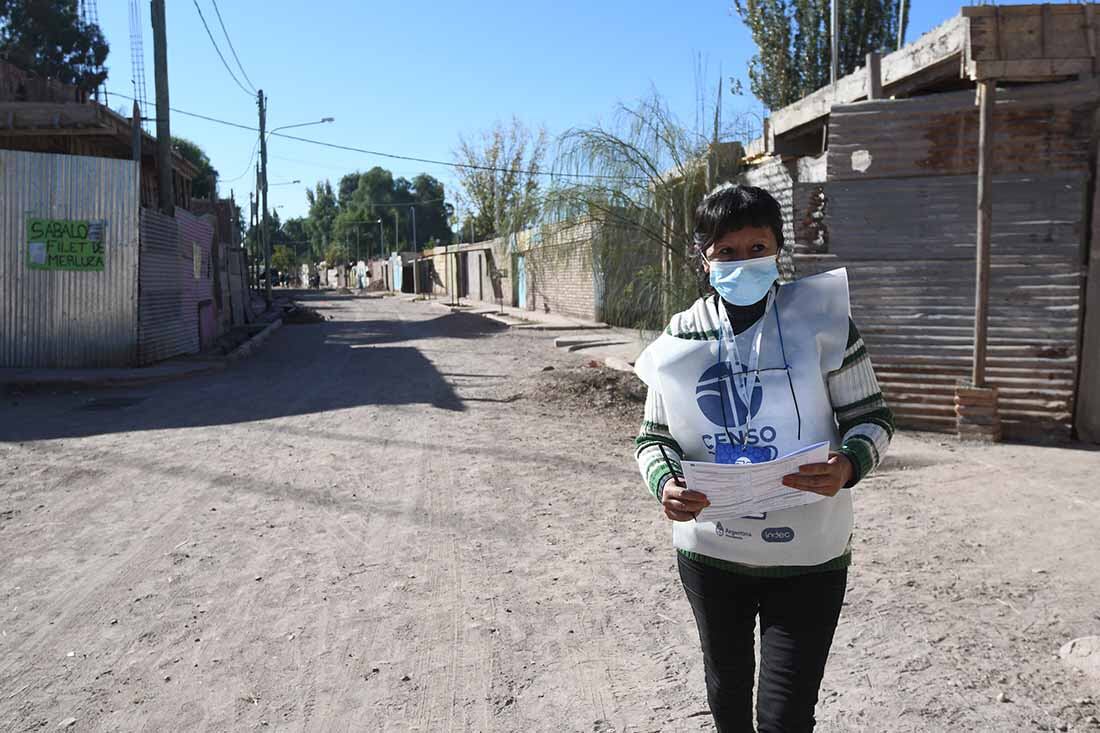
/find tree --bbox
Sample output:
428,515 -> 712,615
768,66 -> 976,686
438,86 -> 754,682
332,167 -> 454,257
0,0 -> 109,94
409,174 -> 454,250
172,137 -> 218,200
733,0 -> 908,110
281,217 -> 309,254
305,180 -> 338,262
546,89 -> 748,329
453,118 -> 547,241
270,244 -> 295,274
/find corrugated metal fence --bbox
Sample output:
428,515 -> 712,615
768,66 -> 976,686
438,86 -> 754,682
138,208 -> 199,364
0,149 -> 140,367
794,80 -> 1097,441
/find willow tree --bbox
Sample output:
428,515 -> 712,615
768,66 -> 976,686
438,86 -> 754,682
735,0 -> 909,110
541,92 -> 744,330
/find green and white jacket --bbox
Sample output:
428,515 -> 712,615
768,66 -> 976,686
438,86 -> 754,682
634,272 -> 894,577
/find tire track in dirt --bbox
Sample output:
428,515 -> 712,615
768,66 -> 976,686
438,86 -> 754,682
0,440 -> 212,728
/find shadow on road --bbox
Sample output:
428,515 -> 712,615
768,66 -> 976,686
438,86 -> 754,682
1,302 -> 512,442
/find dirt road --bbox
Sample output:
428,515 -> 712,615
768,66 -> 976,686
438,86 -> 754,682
1,292 -> 1098,732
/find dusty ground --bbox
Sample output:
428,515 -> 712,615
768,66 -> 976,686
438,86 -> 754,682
1,291 -> 1098,732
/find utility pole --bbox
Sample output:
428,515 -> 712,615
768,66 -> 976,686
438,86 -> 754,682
150,0 -> 173,214
393,210 -> 399,253
258,90 -> 271,306
254,162 -> 262,291
131,101 -> 141,164
248,191 -> 254,290
830,0 -> 839,85
410,205 -> 417,253
897,0 -> 907,51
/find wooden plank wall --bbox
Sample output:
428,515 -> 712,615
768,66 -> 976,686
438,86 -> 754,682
804,81 -> 1097,441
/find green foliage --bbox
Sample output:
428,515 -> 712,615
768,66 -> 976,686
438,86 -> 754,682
330,167 -> 454,258
0,0 -> 109,93
281,217 -> 308,248
305,180 -> 339,262
324,241 -> 348,266
453,118 -> 546,241
545,92 -> 731,329
290,167 -> 455,264
733,0 -> 908,110
270,244 -> 295,273
172,137 -> 218,200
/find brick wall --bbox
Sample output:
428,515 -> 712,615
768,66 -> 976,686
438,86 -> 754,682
522,221 -> 600,321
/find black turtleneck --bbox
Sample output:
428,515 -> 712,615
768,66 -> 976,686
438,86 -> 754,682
720,290 -> 770,336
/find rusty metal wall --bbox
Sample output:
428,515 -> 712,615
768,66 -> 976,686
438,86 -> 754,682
0,149 -> 140,368
226,248 -> 247,325
138,208 -> 198,364
803,82 -> 1100,442
827,79 -> 1098,182
176,208 -> 214,304
801,171 -> 1086,442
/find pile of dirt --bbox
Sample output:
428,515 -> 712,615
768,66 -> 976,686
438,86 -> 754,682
525,364 -> 646,419
366,280 -> 388,292
281,304 -> 326,325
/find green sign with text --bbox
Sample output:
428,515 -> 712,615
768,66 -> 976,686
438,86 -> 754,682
26,218 -> 106,271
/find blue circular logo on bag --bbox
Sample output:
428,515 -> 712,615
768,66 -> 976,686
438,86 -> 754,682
696,362 -> 763,427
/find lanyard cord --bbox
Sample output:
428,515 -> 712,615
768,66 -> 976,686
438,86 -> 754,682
773,302 -> 803,440
713,295 -> 741,448
713,288 -> 803,444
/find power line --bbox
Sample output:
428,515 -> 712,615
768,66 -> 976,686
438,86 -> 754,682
103,90 -> 644,182
192,0 -> 254,96
221,134 -> 261,183
209,0 -> 256,92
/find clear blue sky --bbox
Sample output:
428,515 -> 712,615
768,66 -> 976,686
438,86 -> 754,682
92,1 -> 1037,222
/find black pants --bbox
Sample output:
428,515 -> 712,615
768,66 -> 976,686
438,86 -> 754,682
678,554 -> 848,733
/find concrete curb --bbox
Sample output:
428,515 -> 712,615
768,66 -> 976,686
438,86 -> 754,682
603,356 -> 636,373
225,318 -> 283,363
553,336 -> 631,352
0,362 -> 226,391
512,322 -> 610,332
1,317 -> 284,391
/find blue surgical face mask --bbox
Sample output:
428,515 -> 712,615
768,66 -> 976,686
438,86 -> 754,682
708,255 -> 779,305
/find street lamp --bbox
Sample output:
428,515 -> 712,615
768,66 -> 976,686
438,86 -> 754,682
269,179 -> 301,186
269,118 -> 335,137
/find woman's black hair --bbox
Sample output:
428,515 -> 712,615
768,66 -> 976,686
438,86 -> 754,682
692,184 -> 784,255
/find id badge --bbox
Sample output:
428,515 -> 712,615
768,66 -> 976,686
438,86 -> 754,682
716,443 -> 775,465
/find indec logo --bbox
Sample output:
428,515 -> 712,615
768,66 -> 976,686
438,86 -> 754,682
696,362 -> 763,427
762,527 -> 795,543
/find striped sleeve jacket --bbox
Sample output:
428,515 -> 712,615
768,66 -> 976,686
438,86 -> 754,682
635,318 -> 895,502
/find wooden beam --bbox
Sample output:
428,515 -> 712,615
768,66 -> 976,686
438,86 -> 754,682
973,79 -> 996,388
970,58 -> 1095,81
771,14 -> 967,137
0,127 -> 115,137
867,51 -> 883,99
964,4 -> 1098,61
0,102 -> 106,130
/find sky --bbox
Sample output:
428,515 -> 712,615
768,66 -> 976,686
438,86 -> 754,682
91,1 -> 1038,223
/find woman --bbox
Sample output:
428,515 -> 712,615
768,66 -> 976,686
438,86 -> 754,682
633,184 -> 893,732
